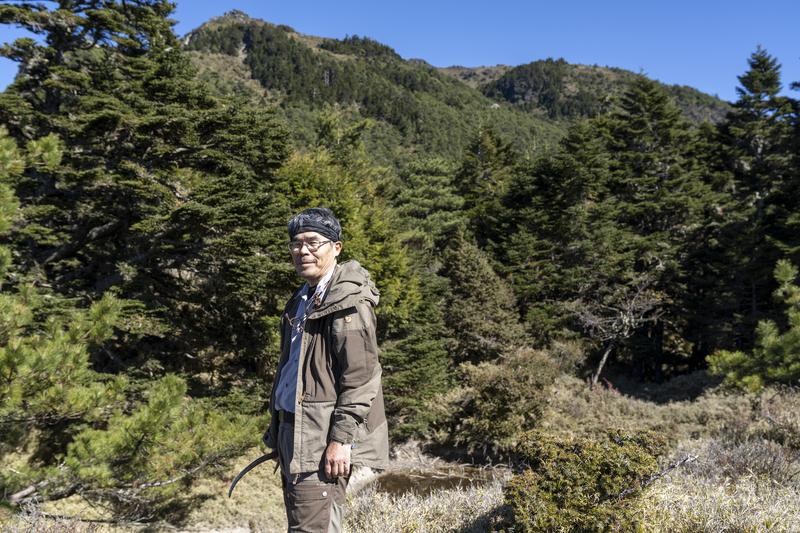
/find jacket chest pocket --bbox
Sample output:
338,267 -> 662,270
331,308 -> 362,334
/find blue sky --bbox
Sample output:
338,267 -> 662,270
1,1 -> 799,102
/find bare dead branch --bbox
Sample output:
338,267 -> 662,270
617,453 -> 698,500
9,481 -> 48,505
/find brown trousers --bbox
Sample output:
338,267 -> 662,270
278,421 -> 349,532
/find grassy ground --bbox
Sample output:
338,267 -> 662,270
345,478 -> 508,532
178,451 -> 286,532
5,373 -> 800,532
1,452 -> 288,532
642,456 -> 800,531
344,374 -> 800,532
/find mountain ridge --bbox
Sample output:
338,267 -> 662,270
183,11 -> 730,161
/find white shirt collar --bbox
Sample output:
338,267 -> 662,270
305,263 -> 336,302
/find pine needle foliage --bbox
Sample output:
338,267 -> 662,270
496,76 -> 722,376
1,0 -> 295,377
708,260 -> 800,391
716,47 -> 797,341
441,235 -> 527,363
0,3 -> 275,519
0,125 -> 258,522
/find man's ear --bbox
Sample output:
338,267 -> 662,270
333,241 -> 342,257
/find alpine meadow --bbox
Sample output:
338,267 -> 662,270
1,2 -> 800,531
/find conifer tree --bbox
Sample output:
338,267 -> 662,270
498,120 -> 613,340
0,128 -> 125,438
442,235 -> 527,363
380,157 -> 467,437
718,47 -> 796,341
708,260 -> 800,391
379,271 -> 451,439
276,131 -> 418,331
672,121 -> 739,361
1,1 -> 294,377
498,77 -> 719,378
392,157 -> 465,249
0,128 -> 255,519
589,77 -> 716,376
454,128 -> 519,247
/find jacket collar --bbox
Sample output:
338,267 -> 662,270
284,260 -> 379,319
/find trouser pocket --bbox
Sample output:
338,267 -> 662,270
283,474 -> 339,532
286,482 -> 331,532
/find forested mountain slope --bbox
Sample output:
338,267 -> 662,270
446,59 -> 730,123
183,11 -> 562,162
183,11 -> 728,161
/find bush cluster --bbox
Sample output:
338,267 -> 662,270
432,348 -> 560,457
505,430 -> 666,532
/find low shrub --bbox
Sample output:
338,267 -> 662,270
685,438 -> 800,486
431,348 -> 560,458
505,430 -> 666,532
757,387 -> 800,451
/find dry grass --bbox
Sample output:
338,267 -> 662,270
661,431 -> 799,530
179,447 -> 286,532
642,467 -> 800,531
1,503 -> 107,533
345,477 -> 508,533
1,447 -> 287,533
683,438 -> 800,485
540,374 -> 753,443
437,66 -> 513,89
539,376 -> 800,532
185,51 -> 277,104
6,378 -> 800,532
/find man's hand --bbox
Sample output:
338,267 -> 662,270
324,440 -> 351,479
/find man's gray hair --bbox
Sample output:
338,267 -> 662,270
288,207 -> 342,242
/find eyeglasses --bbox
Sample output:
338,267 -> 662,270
287,240 -> 332,253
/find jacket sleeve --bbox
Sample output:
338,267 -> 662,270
329,301 -> 381,445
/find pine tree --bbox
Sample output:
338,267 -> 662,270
0,127 -> 255,518
454,127 -> 519,248
591,77 -> 717,377
708,260 -> 800,391
392,156 -> 466,251
497,120 -> 613,340
1,1 -> 294,377
378,157 -> 468,438
718,47 -> 795,342
605,77 -> 718,370
442,235 -> 527,363
497,77 -> 719,379
676,121 -> 739,361
380,270 -> 451,439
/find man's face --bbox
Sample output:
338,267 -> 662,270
290,231 -> 342,286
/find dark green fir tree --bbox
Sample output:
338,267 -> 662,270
717,47 -> 795,343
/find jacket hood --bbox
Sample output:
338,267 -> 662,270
307,260 -> 379,317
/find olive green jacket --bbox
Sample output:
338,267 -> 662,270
264,260 -> 389,474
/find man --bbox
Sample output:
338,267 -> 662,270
264,207 -> 389,532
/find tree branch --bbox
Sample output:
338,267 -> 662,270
617,453 -> 697,500
43,219 -> 122,264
